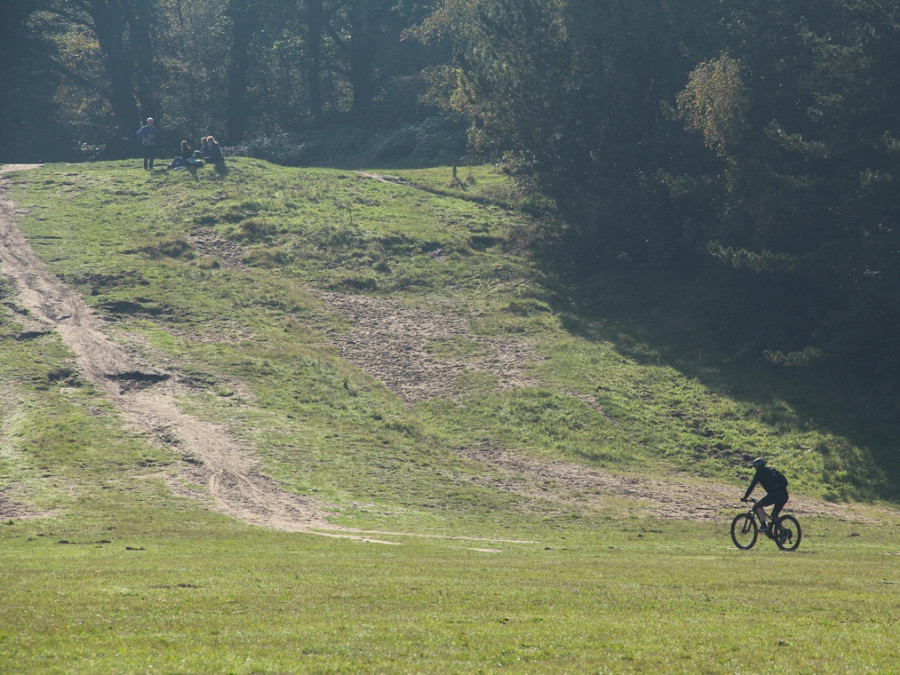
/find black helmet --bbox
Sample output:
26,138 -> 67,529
751,457 -> 767,468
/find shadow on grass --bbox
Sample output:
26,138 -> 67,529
540,257 -> 899,502
166,160 -> 228,182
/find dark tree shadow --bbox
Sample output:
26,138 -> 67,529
534,250 -> 900,502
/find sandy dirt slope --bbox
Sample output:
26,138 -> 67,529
0,165 -> 339,535
0,165 -> 889,537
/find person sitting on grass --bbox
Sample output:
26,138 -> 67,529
741,457 -> 790,537
194,137 -> 208,158
167,140 -> 194,169
203,135 -> 224,163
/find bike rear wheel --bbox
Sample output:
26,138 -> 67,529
730,513 -> 758,550
773,514 -> 801,551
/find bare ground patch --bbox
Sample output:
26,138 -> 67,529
0,489 -> 51,522
321,290 -> 541,403
457,443 -> 884,523
190,224 -> 248,270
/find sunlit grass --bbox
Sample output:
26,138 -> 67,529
1,521 -> 898,673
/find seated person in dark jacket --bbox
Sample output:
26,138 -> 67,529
203,135 -> 224,163
742,457 -> 789,537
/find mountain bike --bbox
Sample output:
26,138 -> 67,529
730,498 -> 801,551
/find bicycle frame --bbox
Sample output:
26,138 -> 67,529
731,498 -> 801,551
743,498 -> 773,527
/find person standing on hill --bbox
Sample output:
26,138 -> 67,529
136,117 -> 159,170
741,457 -> 790,537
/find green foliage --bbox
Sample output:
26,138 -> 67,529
4,1 -> 898,409
676,54 -> 747,156
0,0 -> 446,159
416,0 -> 900,399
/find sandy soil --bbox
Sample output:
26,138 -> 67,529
0,165 -> 339,535
321,290 -> 542,403
0,165 -> 890,539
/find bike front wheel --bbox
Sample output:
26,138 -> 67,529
773,515 -> 801,551
731,513 -> 758,550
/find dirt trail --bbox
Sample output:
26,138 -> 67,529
0,165 -> 890,538
0,165 -> 342,537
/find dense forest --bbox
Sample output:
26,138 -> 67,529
1,0 -> 898,416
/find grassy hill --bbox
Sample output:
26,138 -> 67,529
0,160 -> 897,673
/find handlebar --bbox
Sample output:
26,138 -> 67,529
741,497 -> 757,504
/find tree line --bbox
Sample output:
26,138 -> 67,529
0,0 -> 445,158
425,0 -> 900,410
1,0 -> 898,411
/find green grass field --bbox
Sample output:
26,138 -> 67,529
2,517 -> 898,673
1,160 -> 897,673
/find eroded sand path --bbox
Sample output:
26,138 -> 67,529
0,165 -> 355,537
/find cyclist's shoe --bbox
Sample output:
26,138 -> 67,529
759,526 -> 773,538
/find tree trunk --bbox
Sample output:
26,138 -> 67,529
225,0 -> 262,143
88,1 -> 140,142
345,4 -> 376,120
306,0 -> 324,123
131,0 -> 157,119
347,37 -> 376,119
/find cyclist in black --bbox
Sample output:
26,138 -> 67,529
741,457 -> 789,537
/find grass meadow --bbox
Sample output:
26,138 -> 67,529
0,160 -> 897,672
2,516 -> 897,673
